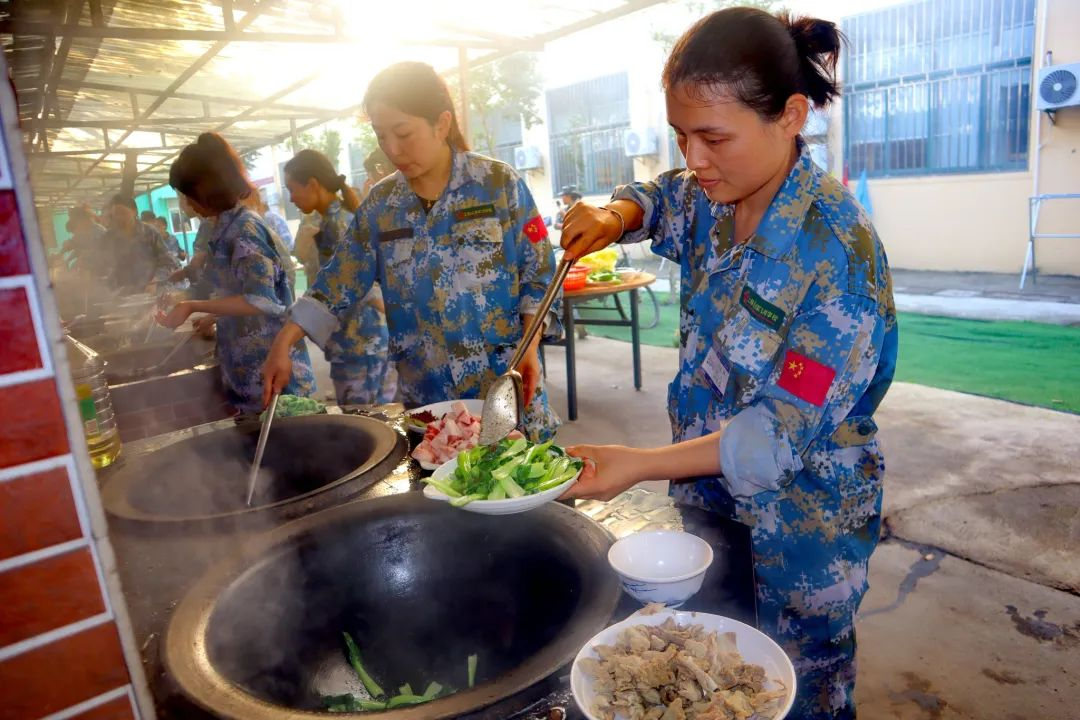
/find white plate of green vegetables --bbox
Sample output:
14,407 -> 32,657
422,438 -> 583,515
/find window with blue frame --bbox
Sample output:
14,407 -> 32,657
843,0 -> 1035,177
546,73 -> 634,196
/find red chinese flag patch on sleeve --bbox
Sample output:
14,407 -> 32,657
777,349 -> 836,407
523,215 -> 548,243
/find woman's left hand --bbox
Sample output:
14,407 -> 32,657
518,342 -> 542,407
156,301 -> 193,329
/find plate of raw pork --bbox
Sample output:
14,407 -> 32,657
409,400 -> 485,471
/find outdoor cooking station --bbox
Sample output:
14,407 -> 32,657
98,408 -> 755,720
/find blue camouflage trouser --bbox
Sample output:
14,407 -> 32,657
677,429 -> 885,719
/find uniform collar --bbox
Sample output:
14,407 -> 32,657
384,146 -> 471,210
708,140 -> 818,261
746,143 -> 817,260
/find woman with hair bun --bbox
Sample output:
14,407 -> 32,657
160,132 -> 315,414
559,8 -> 897,717
284,148 -> 395,405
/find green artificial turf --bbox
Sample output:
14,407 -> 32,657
573,291 -> 1080,413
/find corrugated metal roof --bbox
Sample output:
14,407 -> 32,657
1,0 -> 665,207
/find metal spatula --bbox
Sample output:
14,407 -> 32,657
245,392 -> 279,507
478,256 -> 575,446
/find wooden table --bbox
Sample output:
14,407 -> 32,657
544,271 -> 656,421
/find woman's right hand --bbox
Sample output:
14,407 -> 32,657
559,202 -> 624,260
261,345 -> 293,409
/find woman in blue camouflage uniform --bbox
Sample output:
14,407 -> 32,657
263,62 -> 561,440
560,9 -> 897,719
159,133 -> 314,415
283,149 -> 396,406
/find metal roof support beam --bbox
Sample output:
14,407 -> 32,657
29,145 -> 192,158
222,0 -> 235,31
0,24 -> 534,51
30,33 -> 54,149
135,73 -> 321,180
36,0 -> 86,149
56,79 -> 338,115
71,0 -> 275,190
88,0 -> 104,27
39,113 -> 335,128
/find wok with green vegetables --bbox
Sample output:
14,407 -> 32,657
423,438 -> 584,507
324,632 -> 479,712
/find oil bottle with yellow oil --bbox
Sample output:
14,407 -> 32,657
64,336 -> 122,468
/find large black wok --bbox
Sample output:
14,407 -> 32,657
101,414 -> 405,527
165,493 -> 621,719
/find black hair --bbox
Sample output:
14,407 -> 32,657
663,7 -> 844,119
284,148 -> 361,213
169,133 -> 252,213
363,61 -> 470,152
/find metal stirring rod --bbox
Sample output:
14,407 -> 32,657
245,392 -> 280,507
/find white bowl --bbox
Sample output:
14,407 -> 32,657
607,530 -> 714,607
422,453 -> 581,515
405,399 -> 484,435
571,608 -> 796,720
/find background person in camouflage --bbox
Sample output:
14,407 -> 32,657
263,62 -> 561,440
559,9 -> 897,719
103,193 -> 180,293
284,148 -> 396,406
159,133 -> 315,415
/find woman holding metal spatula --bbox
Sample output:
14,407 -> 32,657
262,61 -> 562,441
557,8 -> 897,720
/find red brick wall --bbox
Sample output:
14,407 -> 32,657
0,146 -> 141,718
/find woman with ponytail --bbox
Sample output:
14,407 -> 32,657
264,61 -> 561,440
558,8 -> 896,718
159,132 -> 315,414
284,149 -> 395,405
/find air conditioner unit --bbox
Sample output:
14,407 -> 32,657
514,146 -> 543,171
1036,62 -> 1080,111
623,128 -> 659,157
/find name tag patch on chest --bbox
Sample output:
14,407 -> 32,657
739,284 -> 785,331
777,349 -> 836,407
454,204 -> 497,222
380,227 -> 414,242
702,346 -> 731,399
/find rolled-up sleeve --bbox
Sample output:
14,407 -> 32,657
719,293 -> 886,497
235,251 -> 287,318
508,176 -> 562,341
289,204 -> 377,347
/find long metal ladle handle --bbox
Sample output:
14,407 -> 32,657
245,392 -> 279,507
507,256 -> 575,371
